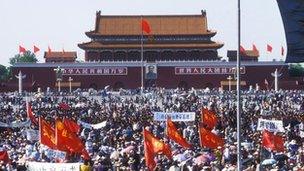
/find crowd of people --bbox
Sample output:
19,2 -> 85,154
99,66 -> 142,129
0,88 -> 303,171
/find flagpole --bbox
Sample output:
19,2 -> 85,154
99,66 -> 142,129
141,16 -> 144,94
166,118 -> 171,146
237,0 -> 242,170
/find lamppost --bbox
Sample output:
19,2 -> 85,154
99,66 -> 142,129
227,75 -> 233,91
54,66 -> 63,92
68,77 -> 73,93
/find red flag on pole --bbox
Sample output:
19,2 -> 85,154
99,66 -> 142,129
262,130 -> 284,152
281,46 -> 284,56
141,19 -> 151,34
143,129 -> 172,170
240,45 -> 246,55
252,44 -> 259,53
33,45 -> 40,53
201,108 -> 218,129
199,125 -> 224,149
48,46 -> 52,53
19,45 -> 26,54
267,44 -> 273,53
264,79 -> 269,90
143,131 -> 156,171
63,118 -> 80,134
39,117 -> 56,149
167,118 -> 191,149
27,102 -> 38,125
55,120 -> 90,159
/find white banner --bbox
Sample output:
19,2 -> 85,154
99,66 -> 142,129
153,112 -> 196,121
27,162 -> 81,171
77,120 -> 107,130
257,118 -> 285,132
0,119 -> 31,128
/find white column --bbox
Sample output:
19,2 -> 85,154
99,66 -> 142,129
271,68 -> 282,92
15,71 -> 26,94
58,80 -> 61,92
227,75 -> 233,91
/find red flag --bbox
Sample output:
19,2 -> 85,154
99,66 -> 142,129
0,151 -> 10,164
199,126 -> 224,149
141,19 -> 151,34
19,45 -> 26,54
58,103 -> 70,110
143,129 -> 172,170
264,79 -> 269,85
143,135 -> 155,170
201,108 -> 218,129
262,130 -> 284,152
39,117 -> 56,149
33,45 -> 40,53
55,120 -> 89,159
281,46 -> 284,56
63,118 -> 80,134
267,44 -> 273,52
264,79 -> 269,90
55,119 -> 73,152
167,119 -> 191,149
27,102 -> 38,125
240,45 -> 246,55
48,46 -> 52,53
252,44 -> 259,53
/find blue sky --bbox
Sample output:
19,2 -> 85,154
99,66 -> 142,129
0,0 -> 285,66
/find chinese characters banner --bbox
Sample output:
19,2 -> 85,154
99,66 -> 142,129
175,67 -> 245,75
62,67 -> 128,76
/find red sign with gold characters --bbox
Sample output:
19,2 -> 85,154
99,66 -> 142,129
175,67 -> 245,75
62,67 -> 128,75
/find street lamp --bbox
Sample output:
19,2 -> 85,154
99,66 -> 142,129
227,75 -> 233,91
68,77 -> 73,93
54,66 -> 63,92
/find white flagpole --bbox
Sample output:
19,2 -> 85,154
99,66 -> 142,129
237,0 -> 242,170
141,16 -> 144,93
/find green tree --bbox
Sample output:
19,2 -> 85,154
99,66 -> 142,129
0,64 -> 8,81
9,51 -> 38,65
289,63 -> 304,77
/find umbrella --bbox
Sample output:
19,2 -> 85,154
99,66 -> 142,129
274,154 -> 288,161
110,151 -> 120,160
193,154 -> 209,165
121,145 -> 134,154
261,159 -> 276,165
202,152 -> 215,161
173,153 -> 187,162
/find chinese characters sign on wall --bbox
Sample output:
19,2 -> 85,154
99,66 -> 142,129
175,67 -> 245,75
62,67 -> 128,75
